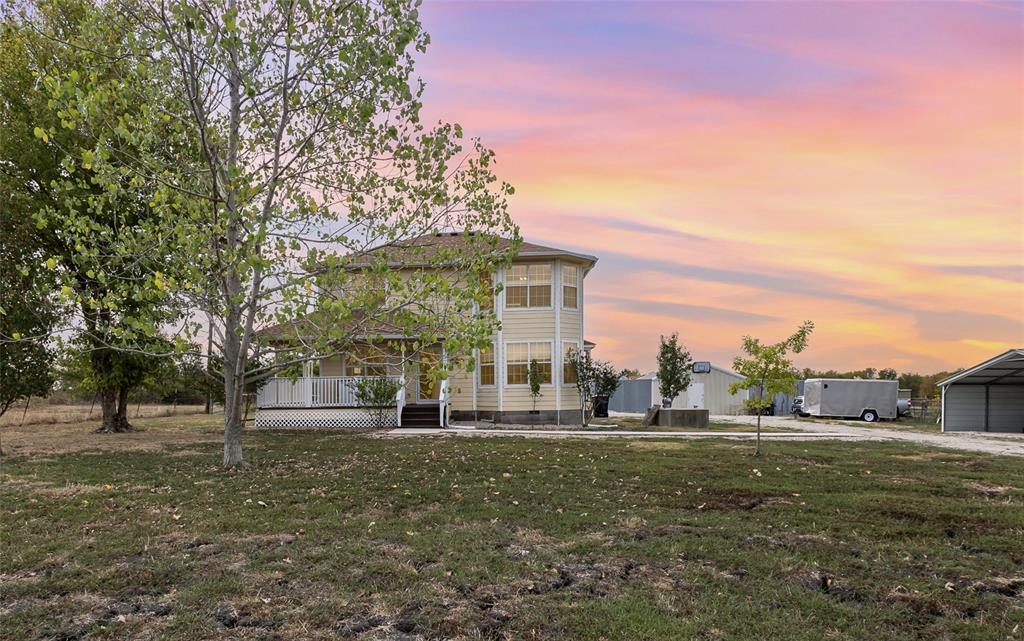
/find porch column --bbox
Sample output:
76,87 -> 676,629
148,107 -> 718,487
303,360 -> 313,407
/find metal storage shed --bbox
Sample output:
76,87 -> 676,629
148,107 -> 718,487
608,363 -> 748,415
938,349 -> 1024,433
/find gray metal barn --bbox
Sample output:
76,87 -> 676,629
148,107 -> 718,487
938,349 -> 1024,433
609,363 -> 748,415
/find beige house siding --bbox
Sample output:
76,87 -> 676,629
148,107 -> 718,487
560,310 -> 581,341
503,387 -> 559,410
447,365 -> 474,411
312,253 -> 591,416
501,309 -> 556,337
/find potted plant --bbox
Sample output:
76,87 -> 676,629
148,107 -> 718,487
592,361 -> 622,418
657,332 -> 692,408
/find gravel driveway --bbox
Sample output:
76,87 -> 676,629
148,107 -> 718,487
392,415 -> 1024,457
711,415 -> 1024,457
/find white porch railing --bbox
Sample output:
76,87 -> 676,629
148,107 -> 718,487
256,376 -> 403,409
439,377 -> 449,427
396,375 -> 406,427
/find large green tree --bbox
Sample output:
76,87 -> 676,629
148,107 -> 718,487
730,321 -> 815,455
2,0 -> 181,432
47,0 -> 518,465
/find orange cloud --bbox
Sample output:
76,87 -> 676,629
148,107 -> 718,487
419,2 -> 1023,373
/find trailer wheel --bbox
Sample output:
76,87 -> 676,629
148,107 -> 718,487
861,410 -> 877,423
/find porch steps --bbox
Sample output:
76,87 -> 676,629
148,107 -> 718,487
401,404 -> 442,429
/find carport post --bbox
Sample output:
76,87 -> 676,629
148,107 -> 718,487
940,385 -> 946,432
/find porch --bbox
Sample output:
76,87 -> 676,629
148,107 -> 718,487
256,375 -> 404,409
254,342 -> 450,428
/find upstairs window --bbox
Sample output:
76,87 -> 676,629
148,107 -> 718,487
506,263 -> 551,309
562,264 -> 578,309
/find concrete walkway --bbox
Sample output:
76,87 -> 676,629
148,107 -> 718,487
388,427 -> 848,440
387,416 -> 1024,457
711,415 -> 1024,457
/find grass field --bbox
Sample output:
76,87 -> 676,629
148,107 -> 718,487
0,403 -> 207,428
2,414 -> 1022,641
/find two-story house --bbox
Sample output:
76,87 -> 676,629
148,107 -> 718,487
254,232 -> 597,428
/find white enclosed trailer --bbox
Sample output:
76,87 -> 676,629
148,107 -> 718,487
802,379 -> 898,422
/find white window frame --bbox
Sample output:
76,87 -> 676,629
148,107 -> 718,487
504,263 -> 553,311
562,340 -> 582,387
562,264 -> 579,310
477,343 -> 496,387
504,340 -> 554,387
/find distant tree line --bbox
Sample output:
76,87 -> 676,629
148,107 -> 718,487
800,367 -> 955,398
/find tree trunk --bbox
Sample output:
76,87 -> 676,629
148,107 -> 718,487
223,384 -> 244,466
220,0 -> 245,469
221,328 -> 245,467
754,379 -> 764,456
97,387 -> 119,432
115,385 -> 132,431
95,386 -> 134,433
755,411 -> 762,456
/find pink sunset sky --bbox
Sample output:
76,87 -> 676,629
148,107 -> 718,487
416,1 -> 1024,375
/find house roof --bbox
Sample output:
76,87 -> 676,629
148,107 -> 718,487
937,349 -> 1024,387
347,232 -> 598,269
259,310 -> 435,343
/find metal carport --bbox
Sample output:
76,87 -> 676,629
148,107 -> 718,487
938,349 -> 1024,433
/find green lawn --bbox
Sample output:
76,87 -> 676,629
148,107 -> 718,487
2,415 -> 1022,641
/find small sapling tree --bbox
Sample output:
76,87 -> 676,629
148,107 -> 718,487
657,333 -> 692,408
730,321 -> 814,456
528,359 -> 543,412
566,347 -> 595,427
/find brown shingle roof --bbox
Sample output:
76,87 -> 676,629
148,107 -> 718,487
347,232 -> 597,268
259,310 -> 432,342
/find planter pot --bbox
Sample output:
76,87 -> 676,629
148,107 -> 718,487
662,398 -> 673,409
658,408 -> 709,428
593,395 -> 610,418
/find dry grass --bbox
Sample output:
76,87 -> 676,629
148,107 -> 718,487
0,403 -> 208,428
0,411 -> 224,457
3,415 -> 1022,640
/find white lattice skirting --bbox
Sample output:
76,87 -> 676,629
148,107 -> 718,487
255,408 -> 398,429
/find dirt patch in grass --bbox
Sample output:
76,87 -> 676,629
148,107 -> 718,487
2,477 -> 109,498
46,596 -> 175,641
964,481 -> 1018,497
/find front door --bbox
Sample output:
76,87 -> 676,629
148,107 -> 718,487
416,347 -> 442,403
